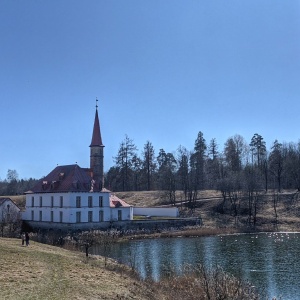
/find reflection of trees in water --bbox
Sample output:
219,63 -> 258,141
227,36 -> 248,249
91,233 -> 300,299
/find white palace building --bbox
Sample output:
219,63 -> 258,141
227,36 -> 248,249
22,104 -> 133,231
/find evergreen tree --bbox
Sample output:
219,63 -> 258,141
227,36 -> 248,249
176,146 -> 190,200
207,138 -> 220,188
141,141 -> 156,191
269,140 -> 284,192
250,133 -> 267,168
157,149 -> 177,204
190,131 -> 207,191
114,135 -> 137,191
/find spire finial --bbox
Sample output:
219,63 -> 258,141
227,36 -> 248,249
96,97 -> 98,109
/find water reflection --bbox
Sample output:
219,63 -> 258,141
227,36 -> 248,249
91,232 -> 300,299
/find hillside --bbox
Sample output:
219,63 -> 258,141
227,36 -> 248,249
115,189 -> 300,232
0,238 -> 156,300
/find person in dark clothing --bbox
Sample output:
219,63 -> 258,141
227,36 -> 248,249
21,232 -> 25,246
25,232 -> 30,246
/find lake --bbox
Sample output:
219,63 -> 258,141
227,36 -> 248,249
91,232 -> 300,299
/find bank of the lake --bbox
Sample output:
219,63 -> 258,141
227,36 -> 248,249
92,232 -> 300,299
116,189 -> 300,236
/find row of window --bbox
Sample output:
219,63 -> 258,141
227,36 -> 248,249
31,196 -> 104,208
30,210 -> 116,222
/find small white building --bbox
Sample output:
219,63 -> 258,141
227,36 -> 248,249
22,105 -> 133,231
0,198 -> 20,223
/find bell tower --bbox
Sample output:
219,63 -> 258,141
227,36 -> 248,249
89,99 -> 104,189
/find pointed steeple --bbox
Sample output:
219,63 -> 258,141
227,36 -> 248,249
90,104 -> 103,147
89,99 -> 105,189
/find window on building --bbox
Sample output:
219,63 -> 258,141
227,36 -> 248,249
76,211 -> 81,223
39,196 -> 42,207
88,211 -> 93,222
60,211 -> 63,223
118,210 -> 122,221
51,211 -> 54,222
51,196 -> 54,208
60,196 -> 63,208
88,196 -> 93,208
76,196 -> 81,208
99,210 -> 104,222
6,205 -> 10,220
31,210 -> 34,221
39,211 -> 42,221
31,197 -> 34,207
99,196 -> 103,207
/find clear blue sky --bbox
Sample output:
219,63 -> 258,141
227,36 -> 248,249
1,1 -> 300,180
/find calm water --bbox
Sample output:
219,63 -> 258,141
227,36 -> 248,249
91,232 -> 300,299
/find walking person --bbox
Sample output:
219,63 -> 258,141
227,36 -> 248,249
21,232 -> 25,246
25,232 -> 30,246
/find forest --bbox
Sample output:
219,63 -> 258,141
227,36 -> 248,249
0,169 -> 38,196
106,132 -> 300,198
2,132 -> 300,202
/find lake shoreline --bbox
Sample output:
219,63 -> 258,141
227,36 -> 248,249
118,224 -> 288,242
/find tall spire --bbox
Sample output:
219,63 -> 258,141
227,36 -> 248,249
90,99 -> 105,189
90,98 -> 103,147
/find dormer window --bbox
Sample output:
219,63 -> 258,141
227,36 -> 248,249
58,173 -> 65,180
84,182 -> 91,190
51,181 -> 59,189
72,181 -> 79,189
42,181 -> 48,190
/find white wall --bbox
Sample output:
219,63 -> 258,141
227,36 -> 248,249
110,207 -> 133,221
0,199 -> 20,222
22,191 -> 132,224
133,207 -> 179,218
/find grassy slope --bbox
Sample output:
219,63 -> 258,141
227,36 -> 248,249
115,189 -> 300,232
0,238 -> 155,300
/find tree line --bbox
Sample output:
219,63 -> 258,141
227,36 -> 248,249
0,169 -> 38,196
2,131 -> 300,202
106,132 -> 300,199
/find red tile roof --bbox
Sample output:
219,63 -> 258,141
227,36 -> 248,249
90,108 -> 104,147
29,164 -> 103,193
109,194 -> 131,208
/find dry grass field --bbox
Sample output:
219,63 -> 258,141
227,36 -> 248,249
0,238 -> 158,300
115,189 -> 300,233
